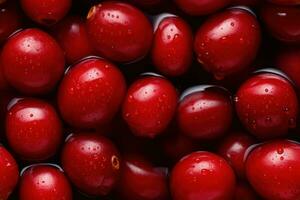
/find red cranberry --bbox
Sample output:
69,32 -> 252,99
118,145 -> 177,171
20,0 -> 71,25
174,0 -> 231,16
122,75 -> 178,138
86,2 -> 153,63
177,85 -> 232,140
217,131 -> 256,178
19,164 -> 72,200
6,98 -> 62,161
0,59 -> 10,91
152,15 -> 193,77
1,28 -> 65,95
117,154 -> 169,200
267,0 -> 300,5
0,145 -> 19,200
235,182 -> 259,200
170,151 -> 236,200
235,71 -> 298,140
58,57 -> 126,129
261,3 -> 300,43
51,16 -> 94,64
246,140 -> 300,200
194,8 -> 261,79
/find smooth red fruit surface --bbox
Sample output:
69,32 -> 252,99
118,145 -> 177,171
122,76 -> 178,138
6,98 -> 62,161
235,182 -> 259,200
52,16 -> 94,64
194,8 -> 261,79
61,133 -> 121,196
261,3 -> 300,43
235,72 -> 298,140
276,48 -> 300,90
1,28 -> 65,95
0,146 -> 19,200
0,59 -> 10,91
267,0 -> 300,5
19,165 -> 72,200
58,57 -> 126,129
174,0 -> 231,16
152,16 -> 193,77
117,155 -> 169,200
246,140 -> 300,200
217,131 -> 256,178
20,0 -> 71,25
170,151 -> 236,200
86,2 -> 153,63
177,86 -> 232,140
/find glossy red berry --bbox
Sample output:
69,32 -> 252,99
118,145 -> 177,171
246,140 -> 300,200
86,2 -> 153,63
177,86 -> 232,140
52,16 -> 94,64
20,0 -> 71,25
19,164 -> 72,200
117,155 -> 169,200
235,72 -> 298,140
122,75 -> 178,138
234,182 -> 259,200
152,15 -> 193,77
61,133 -> 121,196
0,145 -> 19,200
267,0 -> 300,5
170,151 -> 236,200
1,28 -> 65,95
261,3 -> 300,43
194,8 -> 261,79
217,131 -> 256,178
174,0 -> 231,16
58,57 -> 126,129
6,98 -> 62,161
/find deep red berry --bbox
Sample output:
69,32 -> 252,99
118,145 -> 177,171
117,154 -> 169,200
246,140 -> 300,200
0,145 -> 19,200
19,164 -> 72,200
194,8 -> 261,79
152,15 -> 193,77
122,75 -> 178,138
1,28 -> 65,95
0,58 -> 10,91
51,16 -> 94,64
235,72 -> 298,140
6,98 -> 62,161
58,57 -> 126,129
61,133 -> 121,196
20,0 -> 71,25
174,0 -> 231,16
86,2 -> 153,63
234,182 -> 259,200
170,151 -> 236,200
177,86 -> 232,140
267,0 -> 300,5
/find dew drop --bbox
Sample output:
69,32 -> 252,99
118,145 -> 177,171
277,148 -> 284,154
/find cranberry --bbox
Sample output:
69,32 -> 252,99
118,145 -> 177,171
6,98 -> 62,161
235,72 -> 298,140
174,0 -> 231,16
217,131 -> 256,178
246,140 -> 300,200
58,57 -> 126,129
194,8 -> 261,79
20,0 -> 71,25
0,145 -> 19,200
117,154 -> 169,200
51,16 -> 94,64
61,133 -> 121,196
234,181 -> 259,200
170,151 -> 236,200
122,75 -> 178,138
177,85 -> 232,140
267,0 -> 300,5
276,48 -> 300,90
0,58 -> 10,91
86,2 -> 153,63
19,164 -> 72,200
261,3 -> 300,43
152,15 -> 193,77
1,28 -> 65,95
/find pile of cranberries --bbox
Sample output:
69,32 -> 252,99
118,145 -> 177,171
1,0 -> 300,199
